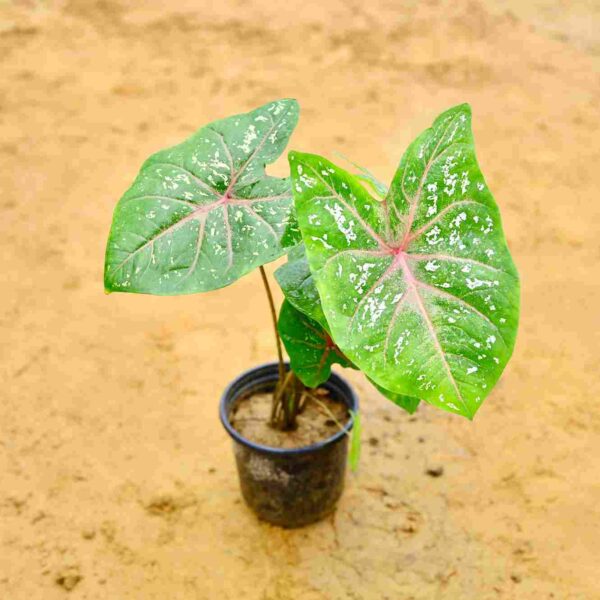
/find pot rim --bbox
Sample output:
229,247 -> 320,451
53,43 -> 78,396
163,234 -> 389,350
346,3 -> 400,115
219,362 -> 359,456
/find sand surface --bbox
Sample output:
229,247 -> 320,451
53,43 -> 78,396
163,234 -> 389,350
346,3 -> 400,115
1,0 -> 599,598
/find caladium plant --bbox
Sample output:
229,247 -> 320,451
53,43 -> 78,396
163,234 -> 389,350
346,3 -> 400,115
104,99 -> 519,432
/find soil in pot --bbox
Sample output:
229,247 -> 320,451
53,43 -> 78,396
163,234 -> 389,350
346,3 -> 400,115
230,390 -> 350,449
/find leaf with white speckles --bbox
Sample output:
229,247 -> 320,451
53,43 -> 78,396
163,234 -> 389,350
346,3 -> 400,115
104,99 -> 300,294
289,104 -> 520,419
276,244 -> 421,412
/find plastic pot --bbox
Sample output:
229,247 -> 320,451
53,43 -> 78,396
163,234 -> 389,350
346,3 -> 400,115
220,362 -> 358,528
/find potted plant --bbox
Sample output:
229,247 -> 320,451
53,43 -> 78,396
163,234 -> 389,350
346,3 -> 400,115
104,99 -> 519,528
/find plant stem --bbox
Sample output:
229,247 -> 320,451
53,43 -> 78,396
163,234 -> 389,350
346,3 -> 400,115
271,369 -> 294,422
259,266 -> 285,384
258,265 -> 294,427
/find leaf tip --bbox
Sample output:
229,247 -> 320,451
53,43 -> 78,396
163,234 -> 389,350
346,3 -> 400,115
103,266 -> 122,295
462,402 -> 478,421
448,102 -> 472,116
436,102 -> 472,128
268,98 -> 300,122
285,97 -> 300,111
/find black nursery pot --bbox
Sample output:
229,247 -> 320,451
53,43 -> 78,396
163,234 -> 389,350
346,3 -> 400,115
220,362 -> 358,528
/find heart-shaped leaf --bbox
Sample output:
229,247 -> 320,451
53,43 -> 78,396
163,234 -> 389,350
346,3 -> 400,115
290,104 -> 519,419
104,99 -> 300,295
276,243 -> 421,412
277,300 -> 352,388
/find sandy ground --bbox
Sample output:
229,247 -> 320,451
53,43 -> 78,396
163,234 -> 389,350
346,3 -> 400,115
1,0 -> 599,598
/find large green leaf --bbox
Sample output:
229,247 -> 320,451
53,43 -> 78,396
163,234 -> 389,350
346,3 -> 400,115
276,244 -> 421,412
104,99 -> 300,294
289,104 -> 520,419
278,300 -> 353,388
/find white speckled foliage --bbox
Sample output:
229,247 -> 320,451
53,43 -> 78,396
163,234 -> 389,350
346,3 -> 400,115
104,99 -> 300,294
290,104 -> 520,419
276,244 -> 421,413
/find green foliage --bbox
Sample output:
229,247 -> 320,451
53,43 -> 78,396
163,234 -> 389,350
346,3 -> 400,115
275,244 -> 328,329
276,242 -> 422,412
289,104 -> 520,419
103,100 -> 520,423
368,379 -> 420,414
104,99 -> 300,294
277,300 -> 352,388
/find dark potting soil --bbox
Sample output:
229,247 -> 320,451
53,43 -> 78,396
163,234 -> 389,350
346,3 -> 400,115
230,390 -> 350,449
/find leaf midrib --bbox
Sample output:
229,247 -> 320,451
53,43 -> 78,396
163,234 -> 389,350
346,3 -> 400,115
397,252 -> 470,416
396,113 -> 463,246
